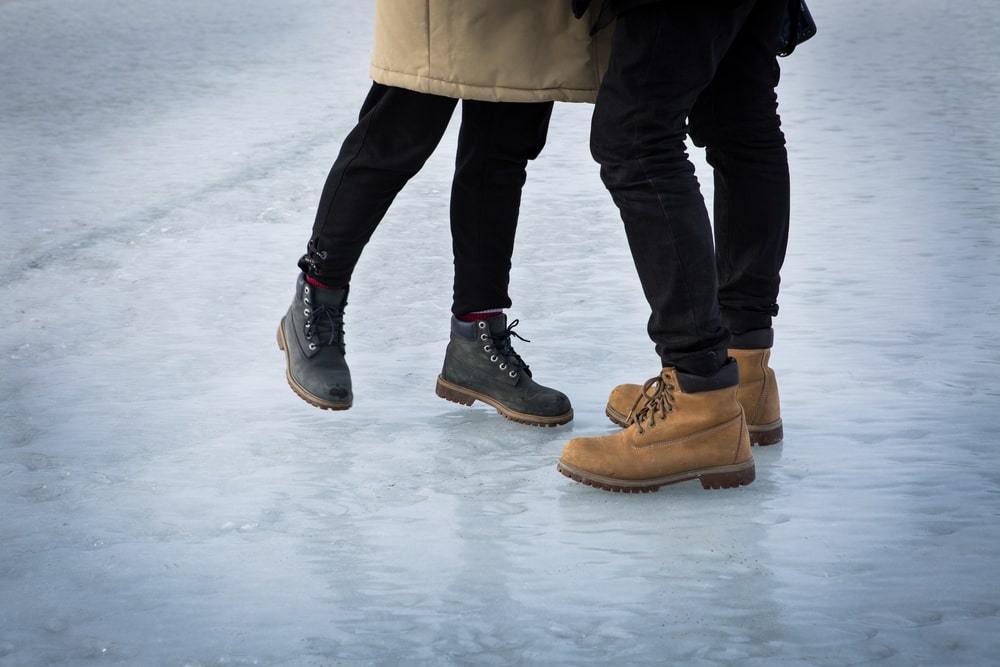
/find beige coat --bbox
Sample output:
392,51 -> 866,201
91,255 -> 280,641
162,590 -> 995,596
370,1 -> 611,104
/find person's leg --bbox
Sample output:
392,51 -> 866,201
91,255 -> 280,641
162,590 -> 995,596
601,0 -> 788,446
297,83 -> 458,286
435,100 -> 572,427
559,1 -> 759,492
280,84 -> 457,411
449,100 -> 553,316
588,2 -> 757,377
690,0 -> 789,344
690,0 -> 787,445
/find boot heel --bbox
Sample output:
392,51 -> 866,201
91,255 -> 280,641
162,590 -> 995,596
276,320 -> 286,351
699,462 -> 756,490
436,376 -> 476,406
750,421 -> 783,446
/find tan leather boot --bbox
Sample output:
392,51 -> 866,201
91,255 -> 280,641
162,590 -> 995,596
605,348 -> 783,446
558,367 -> 755,493
729,348 -> 782,445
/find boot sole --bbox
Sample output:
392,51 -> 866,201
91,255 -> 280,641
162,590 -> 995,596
605,405 -> 631,429
606,404 -> 783,447
556,457 -> 756,493
276,319 -> 352,411
751,419 -> 783,446
435,376 -> 573,427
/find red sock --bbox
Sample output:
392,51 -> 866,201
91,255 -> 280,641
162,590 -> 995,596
457,310 -> 503,322
305,275 -> 343,290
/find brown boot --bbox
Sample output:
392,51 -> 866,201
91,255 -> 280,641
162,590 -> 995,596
605,348 -> 783,446
558,365 -> 755,493
730,348 -> 782,445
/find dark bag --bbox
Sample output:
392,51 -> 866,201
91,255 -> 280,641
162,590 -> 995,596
778,0 -> 817,57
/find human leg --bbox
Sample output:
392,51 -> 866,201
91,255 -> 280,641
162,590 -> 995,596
588,2 -> 761,376
559,1 -> 762,490
600,0 -> 789,445
449,99 -> 553,316
435,100 -> 572,426
694,0 -> 787,444
279,84 -> 457,410
690,0 -> 789,343
298,83 -> 458,285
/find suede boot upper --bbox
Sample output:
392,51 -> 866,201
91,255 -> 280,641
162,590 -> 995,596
436,315 -> 572,426
605,347 -> 783,446
559,365 -> 754,492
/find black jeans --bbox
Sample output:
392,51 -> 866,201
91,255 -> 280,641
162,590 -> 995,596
591,0 -> 790,375
299,83 -> 553,316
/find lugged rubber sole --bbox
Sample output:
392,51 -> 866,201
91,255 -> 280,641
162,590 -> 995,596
606,404 -> 783,447
556,457 -> 756,493
276,319 -> 352,411
435,375 -> 573,427
750,420 -> 783,446
605,404 -> 631,429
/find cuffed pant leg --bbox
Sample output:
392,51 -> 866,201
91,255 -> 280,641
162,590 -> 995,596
591,2 -> 756,374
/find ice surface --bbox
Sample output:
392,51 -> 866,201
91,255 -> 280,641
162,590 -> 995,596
2,0 -> 998,665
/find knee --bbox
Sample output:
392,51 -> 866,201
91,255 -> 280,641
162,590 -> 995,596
690,103 -> 784,152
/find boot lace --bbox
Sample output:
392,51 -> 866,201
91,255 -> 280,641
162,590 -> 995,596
303,303 -> 345,352
627,374 -> 676,435
488,319 -> 531,377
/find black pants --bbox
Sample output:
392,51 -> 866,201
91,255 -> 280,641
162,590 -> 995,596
592,0 -> 790,375
299,83 -> 554,316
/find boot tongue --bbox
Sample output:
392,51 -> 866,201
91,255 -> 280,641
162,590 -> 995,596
486,315 -> 514,355
312,284 -> 348,308
484,313 -> 508,333
308,287 -> 347,347
485,315 -> 532,377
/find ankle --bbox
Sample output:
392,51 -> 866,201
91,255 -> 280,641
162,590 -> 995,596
730,328 -> 773,350
675,358 -> 739,393
305,274 -> 345,291
456,309 -> 504,323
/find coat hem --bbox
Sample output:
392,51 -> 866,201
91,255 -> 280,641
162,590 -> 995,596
370,66 -> 598,104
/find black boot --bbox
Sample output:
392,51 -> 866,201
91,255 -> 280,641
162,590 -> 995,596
435,315 -> 573,426
277,274 -> 352,410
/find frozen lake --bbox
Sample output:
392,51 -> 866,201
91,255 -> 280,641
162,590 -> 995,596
2,0 -> 998,665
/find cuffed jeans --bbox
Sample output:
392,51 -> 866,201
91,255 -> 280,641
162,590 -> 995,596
298,83 -> 553,317
592,0 -> 790,375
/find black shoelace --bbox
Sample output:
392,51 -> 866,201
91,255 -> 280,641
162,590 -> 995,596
491,319 -> 531,376
304,304 -> 345,350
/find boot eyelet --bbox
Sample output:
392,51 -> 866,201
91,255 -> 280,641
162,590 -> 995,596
304,286 -> 310,295
509,371 -> 517,378
478,321 -> 486,329
490,355 -> 498,362
499,363 -> 507,370
483,345 -> 492,352
308,343 -> 317,351
303,308 -> 311,316
480,334 -> 489,341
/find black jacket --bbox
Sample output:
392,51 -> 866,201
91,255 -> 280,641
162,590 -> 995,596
574,0 -> 749,20
573,0 -> 731,32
